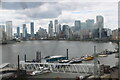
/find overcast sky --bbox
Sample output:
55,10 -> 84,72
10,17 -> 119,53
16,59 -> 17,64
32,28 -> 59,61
0,0 -> 119,33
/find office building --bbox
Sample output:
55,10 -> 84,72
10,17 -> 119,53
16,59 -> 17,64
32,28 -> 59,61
6,21 -> 13,40
62,25 -> 70,39
96,15 -> 104,39
54,20 -> 58,34
16,27 -> 20,38
0,25 -> 6,42
75,20 -> 81,31
37,27 -> 47,39
112,29 -> 118,40
48,21 -> 53,37
22,24 -> 27,39
81,22 -> 87,30
96,15 -> 104,28
86,19 -> 94,30
30,22 -> 34,38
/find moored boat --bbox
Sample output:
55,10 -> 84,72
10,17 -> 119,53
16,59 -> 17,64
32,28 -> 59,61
29,67 -> 50,76
0,63 -> 17,79
59,60 -> 70,63
45,55 -> 67,63
98,54 -> 108,57
69,59 -> 82,64
83,56 -> 94,61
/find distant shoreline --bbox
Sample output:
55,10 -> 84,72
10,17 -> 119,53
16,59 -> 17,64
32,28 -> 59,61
0,39 -> 119,45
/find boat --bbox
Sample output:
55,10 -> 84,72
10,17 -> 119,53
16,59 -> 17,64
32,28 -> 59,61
100,49 -> 113,55
83,56 -> 94,61
69,59 -> 82,64
30,67 -> 50,76
59,60 -> 70,63
46,55 -> 67,63
0,63 -> 14,69
98,54 -> 108,57
0,63 -> 17,79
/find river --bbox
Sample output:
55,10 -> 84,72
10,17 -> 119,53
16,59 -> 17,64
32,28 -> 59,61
0,40 -> 118,67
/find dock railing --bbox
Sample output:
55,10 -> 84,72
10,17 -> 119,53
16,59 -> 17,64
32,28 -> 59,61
20,62 -> 101,75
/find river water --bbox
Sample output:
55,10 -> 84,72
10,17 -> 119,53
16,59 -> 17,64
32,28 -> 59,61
0,40 -> 118,67
0,40 -> 119,78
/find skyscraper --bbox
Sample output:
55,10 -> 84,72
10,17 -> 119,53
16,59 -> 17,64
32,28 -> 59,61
17,27 -> 20,38
22,24 -> 27,39
38,27 -> 47,39
81,22 -> 87,30
48,21 -> 53,37
96,15 -> 104,28
75,20 -> 81,31
30,22 -> 34,38
58,24 -> 61,34
6,21 -> 13,40
0,25 -> 6,42
62,25 -> 70,39
54,20 -> 58,33
96,15 -> 104,39
86,19 -> 94,30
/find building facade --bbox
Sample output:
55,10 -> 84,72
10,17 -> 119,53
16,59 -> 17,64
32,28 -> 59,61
16,27 -> 20,38
86,19 -> 94,31
96,15 -> 104,29
6,21 -> 13,40
37,27 -> 47,39
96,15 -> 104,39
0,25 -> 6,42
22,24 -> 28,39
48,21 -> 53,37
75,20 -> 81,31
62,25 -> 70,39
54,20 -> 58,34
30,22 -> 34,38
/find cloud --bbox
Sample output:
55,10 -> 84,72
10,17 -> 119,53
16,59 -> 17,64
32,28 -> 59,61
2,2 -> 45,10
0,1 -> 118,32
17,3 -> 62,19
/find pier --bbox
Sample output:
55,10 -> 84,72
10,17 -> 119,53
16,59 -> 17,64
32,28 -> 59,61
20,62 -> 100,75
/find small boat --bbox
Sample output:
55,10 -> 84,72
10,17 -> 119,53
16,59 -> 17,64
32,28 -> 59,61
0,63 -> 17,79
46,55 -> 67,63
0,63 -> 14,69
83,56 -> 94,61
44,56 -> 50,59
30,67 -> 50,76
59,60 -> 70,63
98,54 -> 108,57
69,59 -> 82,64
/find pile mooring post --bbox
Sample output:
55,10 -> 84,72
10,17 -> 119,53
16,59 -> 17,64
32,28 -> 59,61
24,54 -> 26,62
36,51 -> 41,62
93,46 -> 98,78
17,55 -> 20,78
36,51 -> 39,62
39,51 -> 41,63
67,49 -> 69,60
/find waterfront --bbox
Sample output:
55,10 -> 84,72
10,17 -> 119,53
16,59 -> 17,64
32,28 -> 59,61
0,40 -> 119,79
1,41 -> 118,65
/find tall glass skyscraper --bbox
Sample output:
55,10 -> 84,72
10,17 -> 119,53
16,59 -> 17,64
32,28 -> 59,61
86,19 -> 94,30
30,22 -> 34,38
22,24 -> 27,39
6,21 -> 12,40
54,20 -> 58,34
96,15 -> 104,28
48,21 -> 53,37
75,20 -> 81,31
96,15 -> 104,39
17,27 -> 20,38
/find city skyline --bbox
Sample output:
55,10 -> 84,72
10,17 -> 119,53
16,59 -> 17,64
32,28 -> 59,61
0,1 -> 118,33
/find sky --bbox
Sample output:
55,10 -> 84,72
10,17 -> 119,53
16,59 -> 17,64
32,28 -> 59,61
0,0 -> 119,33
